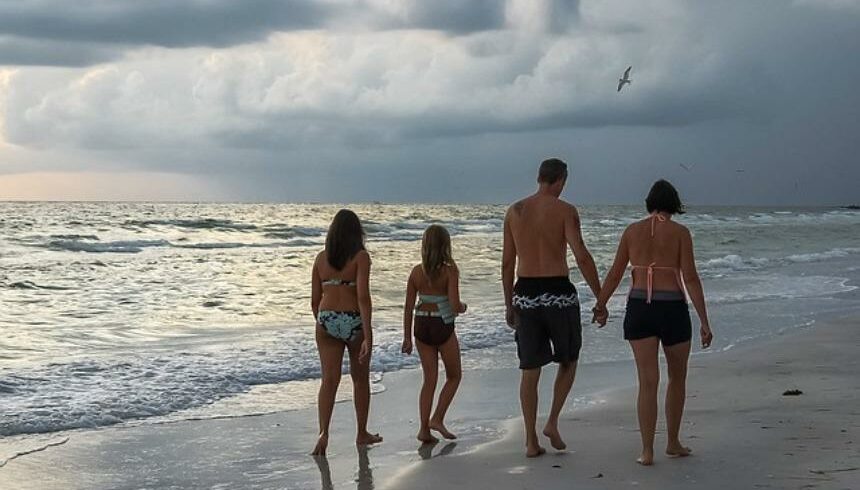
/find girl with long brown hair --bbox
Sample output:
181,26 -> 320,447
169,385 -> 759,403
401,224 -> 467,443
310,209 -> 382,455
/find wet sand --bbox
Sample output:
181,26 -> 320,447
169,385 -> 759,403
1,316 -> 858,489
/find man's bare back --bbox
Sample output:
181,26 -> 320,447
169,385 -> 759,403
506,194 -> 577,278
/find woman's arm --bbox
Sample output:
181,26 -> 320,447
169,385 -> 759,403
595,229 -> 630,320
680,228 -> 713,348
447,263 -> 466,315
356,251 -> 374,361
311,253 -> 322,321
402,268 -> 417,354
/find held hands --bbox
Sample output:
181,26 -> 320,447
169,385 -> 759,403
700,323 -> 714,349
591,304 -> 608,327
401,337 -> 413,355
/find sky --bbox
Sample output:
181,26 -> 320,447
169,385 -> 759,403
0,0 -> 858,204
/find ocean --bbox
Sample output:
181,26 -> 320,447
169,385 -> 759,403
1,203 -> 859,439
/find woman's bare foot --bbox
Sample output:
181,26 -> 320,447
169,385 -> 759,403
356,431 -> 383,446
311,434 -> 328,456
636,448 -> 654,466
429,420 -> 457,440
542,424 -> 566,451
526,444 -> 546,458
666,442 -> 692,458
417,429 -> 439,444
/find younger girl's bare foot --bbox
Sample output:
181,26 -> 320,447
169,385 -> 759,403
542,424 -> 566,450
429,421 -> 457,440
356,431 -> 383,446
417,430 -> 439,444
666,442 -> 692,458
636,448 -> 654,466
311,434 -> 328,456
526,444 -> 546,458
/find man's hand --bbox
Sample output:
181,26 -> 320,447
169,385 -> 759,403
505,306 -> 519,330
591,305 -> 608,327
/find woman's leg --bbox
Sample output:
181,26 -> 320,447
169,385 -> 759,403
346,333 -> 383,446
312,325 -> 346,455
415,338 -> 440,443
430,333 -> 462,440
663,340 -> 692,456
630,337 -> 660,465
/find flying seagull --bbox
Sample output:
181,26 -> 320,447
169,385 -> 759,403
617,66 -> 632,92
679,163 -> 694,172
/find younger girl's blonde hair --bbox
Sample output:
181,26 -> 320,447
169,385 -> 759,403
421,225 -> 453,281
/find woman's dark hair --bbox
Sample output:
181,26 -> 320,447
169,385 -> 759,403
645,179 -> 685,215
325,209 -> 366,270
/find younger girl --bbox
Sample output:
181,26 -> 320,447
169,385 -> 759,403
401,225 -> 467,443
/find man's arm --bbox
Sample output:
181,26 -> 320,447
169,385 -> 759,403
502,207 -> 517,327
565,206 -> 601,298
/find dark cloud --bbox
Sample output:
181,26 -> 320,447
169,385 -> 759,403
0,36 -> 118,66
0,0 -> 331,49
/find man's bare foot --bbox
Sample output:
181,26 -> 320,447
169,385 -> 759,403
356,431 -> 383,446
636,448 -> 654,466
526,444 -> 546,458
666,442 -> 692,458
311,434 -> 328,456
417,430 -> 439,444
429,420 -> 457,440
542,424 -> 566,451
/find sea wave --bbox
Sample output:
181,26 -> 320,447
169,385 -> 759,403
0,317 -> 513,437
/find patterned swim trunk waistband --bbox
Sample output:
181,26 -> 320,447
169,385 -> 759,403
513,276 -> 579,309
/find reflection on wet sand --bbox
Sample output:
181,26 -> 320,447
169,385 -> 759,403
314,446 -> 375,490
418,441 -> 457,460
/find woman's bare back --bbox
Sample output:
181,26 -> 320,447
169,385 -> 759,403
626,216 -> 687,292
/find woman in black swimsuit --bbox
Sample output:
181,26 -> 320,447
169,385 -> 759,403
594,180 -> 714,466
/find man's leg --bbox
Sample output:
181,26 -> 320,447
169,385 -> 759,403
543,361 -> 576,450
520,367 -> 545,457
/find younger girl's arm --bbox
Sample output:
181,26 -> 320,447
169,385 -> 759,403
311,253 -> 322,321
447,263 -> 465,314
356,251 -> 373,362
402,268 -> 417,354
680,228 -> 713,348
594,228 -> 630,325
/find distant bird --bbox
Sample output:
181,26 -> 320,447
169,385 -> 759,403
617,66 -> 632,92
735,169 -> 745,173
679,163 -> 694,172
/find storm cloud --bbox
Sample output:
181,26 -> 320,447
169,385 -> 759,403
0,0 -> 858,205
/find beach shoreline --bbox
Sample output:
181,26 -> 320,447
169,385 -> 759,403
2,311 -> 859,489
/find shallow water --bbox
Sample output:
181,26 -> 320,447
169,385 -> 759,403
1,203 -> 859,436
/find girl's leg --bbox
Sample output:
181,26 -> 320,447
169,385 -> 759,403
630,337 -> 660,465
430,333 -> 462,439
312,325 -> 346,455
347,334 -> 383,446
415,339 -> 440,443
663,340 -> 692,456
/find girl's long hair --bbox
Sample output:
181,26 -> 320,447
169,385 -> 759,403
421,225 -> 453,282
325,209 -> 366,270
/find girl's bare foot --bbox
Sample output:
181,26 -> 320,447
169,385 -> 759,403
542,424 -> 566,450
636,448 -> 654,466
526,444 -> 546,458
417,430 -> 439,444
356,431 -> 383,446
311,434 -> 328,456
429,420 -> 457,440
666,442 -> 692,457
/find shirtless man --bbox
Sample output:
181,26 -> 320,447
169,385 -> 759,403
502,158 -> 602,458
